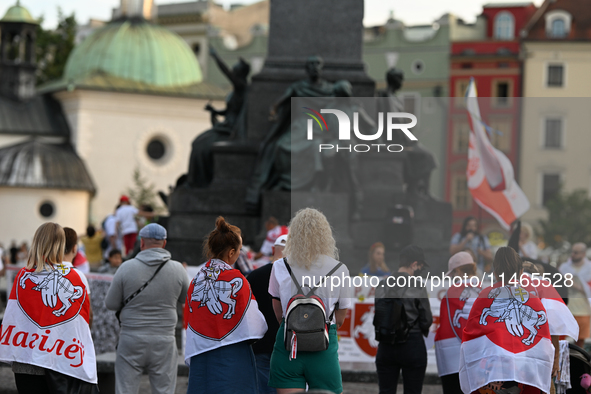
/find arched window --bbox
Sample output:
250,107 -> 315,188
545,11 -> 571,38
551,18 -> 566,38
494,12 -> 514,40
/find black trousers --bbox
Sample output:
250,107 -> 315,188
440,373 -> 462,394
14,373 -> 51,394
376,332 -> 427,394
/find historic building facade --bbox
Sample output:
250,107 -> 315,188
520,0 -> 591,225
446,3 -> 536,234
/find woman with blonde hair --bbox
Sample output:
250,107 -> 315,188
0,222 -> 98,393
360,242 -> 390,277
268,208 -> 351,394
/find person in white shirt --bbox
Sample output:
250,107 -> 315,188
268,208 -> 351,394
116,196 -> 140,255
255,217 -> 288,260
559,242 -> 591,347
518,222 -> 539,260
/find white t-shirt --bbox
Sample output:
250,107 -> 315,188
115,205 -> 139,236
268,254 -> 352,324
61,261 -> 91,295
260,225 -> 287,256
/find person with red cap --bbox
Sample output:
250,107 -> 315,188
115,195 -> 138,255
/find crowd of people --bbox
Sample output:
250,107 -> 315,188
0,205 -> 586,394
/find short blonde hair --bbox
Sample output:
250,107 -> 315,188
27,223 -> 65,272
284,208 -> 338,270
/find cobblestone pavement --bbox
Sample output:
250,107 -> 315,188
0,365 -> 443,393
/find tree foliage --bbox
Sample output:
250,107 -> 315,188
126,168 -> 163,212
539,189 -> 591,247
35,9 -> 77,86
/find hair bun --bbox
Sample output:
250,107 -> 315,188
215,216 -> 230,233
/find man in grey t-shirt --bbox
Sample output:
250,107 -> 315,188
106,224 -> 189,394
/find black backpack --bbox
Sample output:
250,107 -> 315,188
373,278 -> 418,344
283,258 -> 342,359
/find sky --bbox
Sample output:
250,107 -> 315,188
8,0 -> 545,29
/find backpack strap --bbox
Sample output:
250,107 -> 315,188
308,262 -> 343,296
283,257 -> 304,294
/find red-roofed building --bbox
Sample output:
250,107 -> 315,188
446,3 -> 537,235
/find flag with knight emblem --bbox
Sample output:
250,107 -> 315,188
525,278 -> 578,340
459,284 -> 554,393
0,266 -> 97,383
435,281 -> 481,376
184,259 -> 267,364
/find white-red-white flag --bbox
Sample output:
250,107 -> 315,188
0,267 -> 97,383
184,259 -> 267,364
465,79 -> 529,230
459,284 -> 554,393
435,281 -> 481,377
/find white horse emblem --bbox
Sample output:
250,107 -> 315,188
19,267 -> 84,316
452,287 -> 481,328
353,306 -> 379,348
479,286 -> 547,345
189,260 -> 243,319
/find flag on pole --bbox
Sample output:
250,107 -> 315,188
465,79 -> 530,230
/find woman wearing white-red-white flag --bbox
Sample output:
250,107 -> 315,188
460,247 -> 555,394
435,252 -> 482,394
184,217 -> 267,394
0,223 -> 98,393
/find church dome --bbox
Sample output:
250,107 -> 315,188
63,18 -> 202,89
1,2 -> 38,24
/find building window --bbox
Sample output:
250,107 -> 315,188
452,174 -> 472,210
401,93 -> 420,117
192,43 -> 201,56
550,19 -> 566,38
488,117 -> 512,153
411,59 -> 425,74
39,201 -> 55,218
455,79 -> 470,107
146,137 -> 167,161
494,80 -> 512,106
542,174 -> 561,206
494,12 -> 515,40
544,118 -> 563,149
453,118 -> 470,154
547,64 -> 564,87
545,11 -> 571,38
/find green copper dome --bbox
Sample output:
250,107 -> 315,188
1,2 -> 38,24
63,18 -> 202,89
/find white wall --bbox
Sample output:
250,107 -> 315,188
0,187 -> 90,245
54,90 -> 219,225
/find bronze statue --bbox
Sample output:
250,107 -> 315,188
245,56 -> 334,208
381,67 -> 437,197
186,46 -> 250,188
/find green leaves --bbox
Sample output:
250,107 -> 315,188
35,9 -> 76,86
540,189 -> 591,247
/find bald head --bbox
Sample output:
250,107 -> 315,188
571,243 -> 588,264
